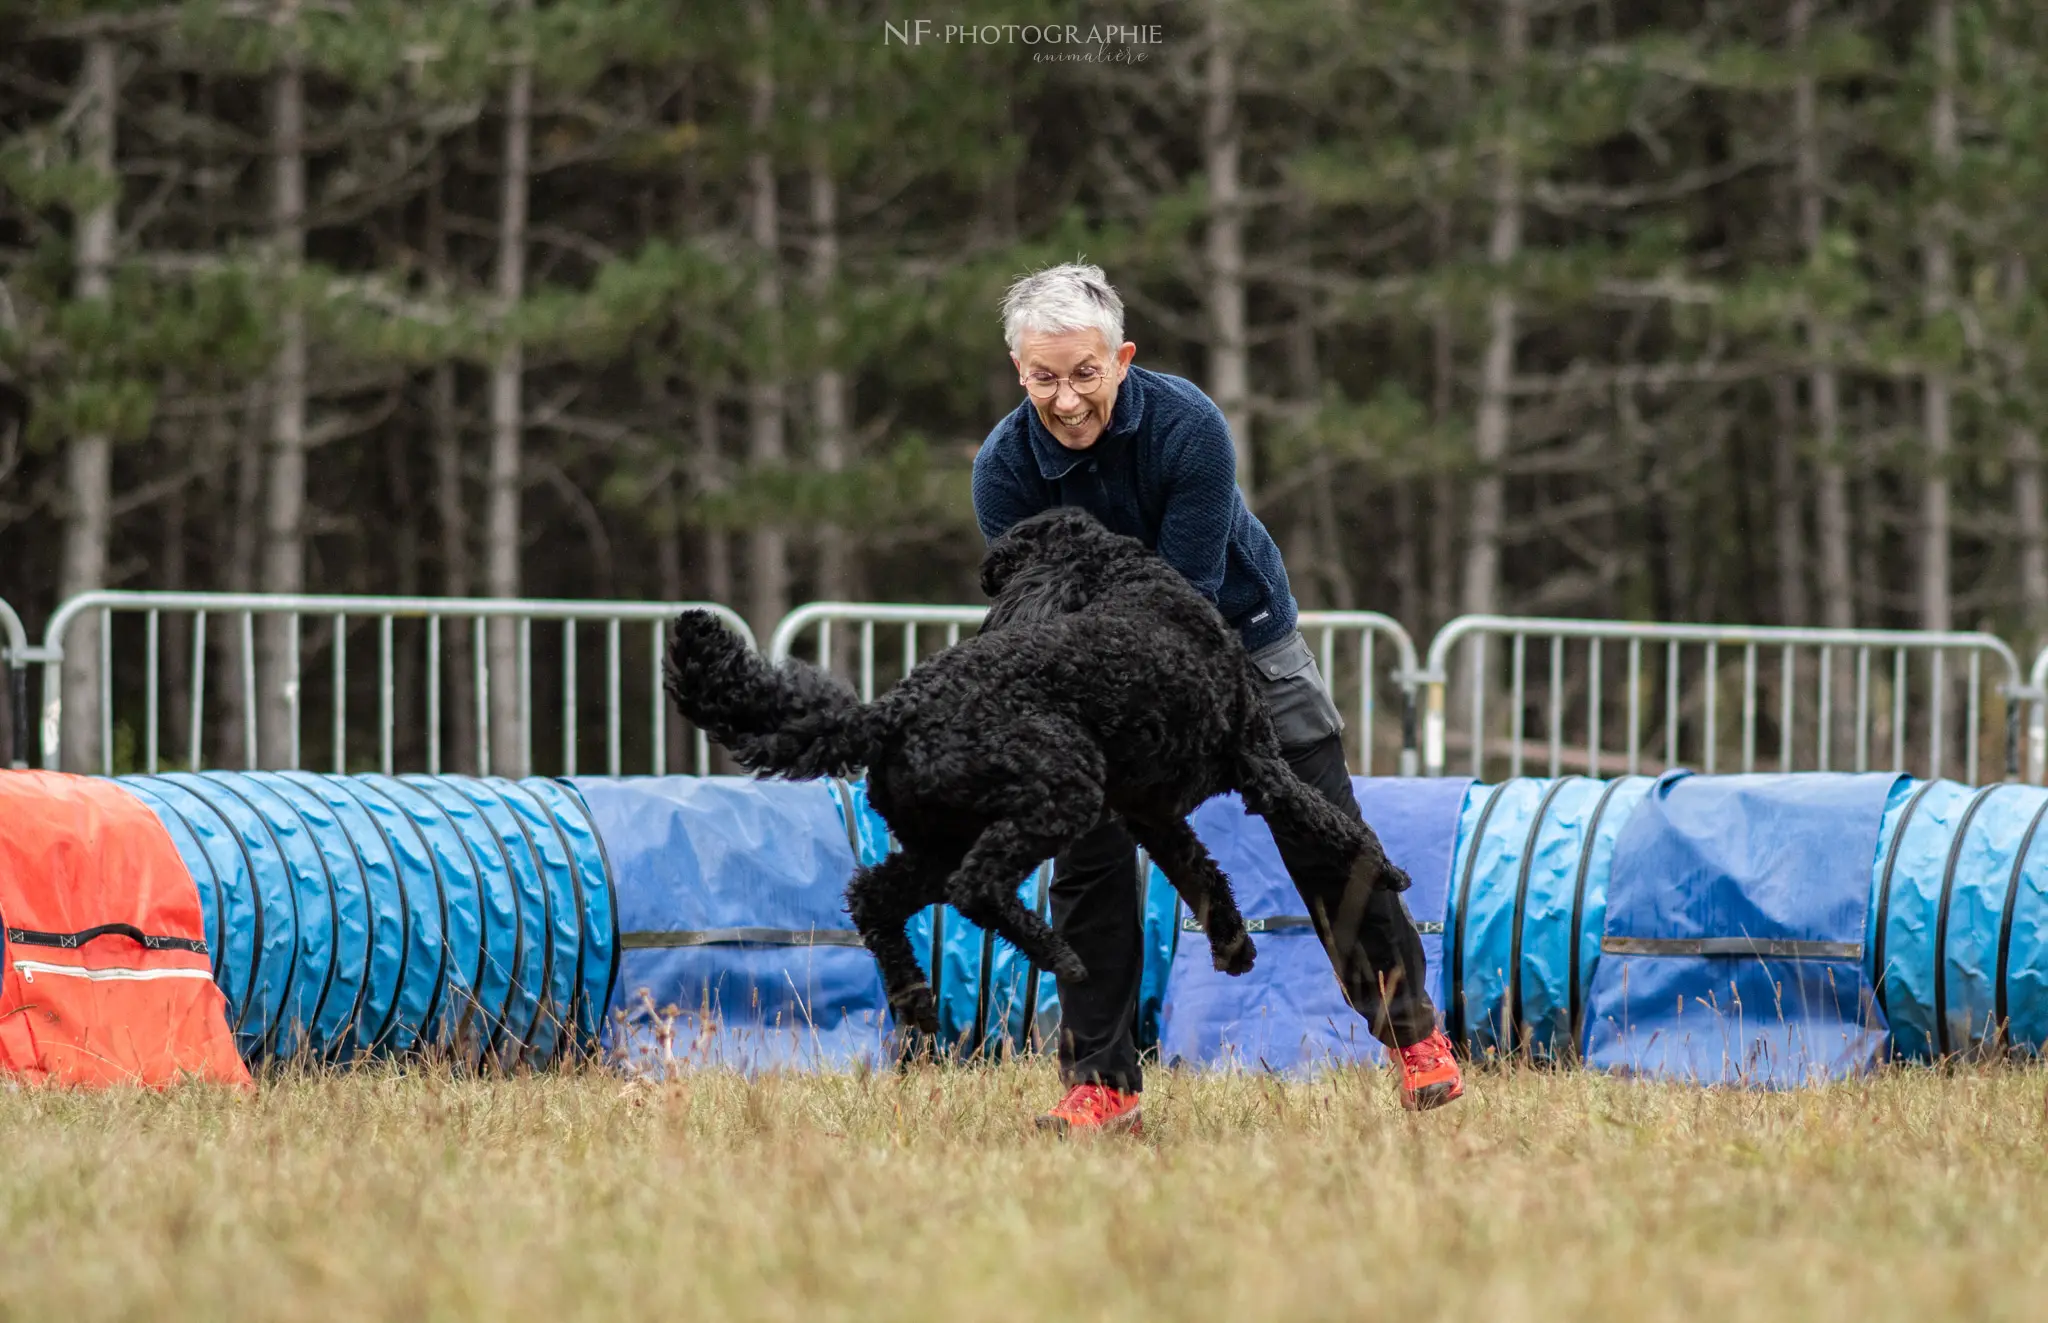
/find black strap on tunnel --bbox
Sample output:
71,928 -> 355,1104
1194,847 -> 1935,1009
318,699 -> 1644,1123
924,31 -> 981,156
620,928 -> 867,949
1601,936 -> 1863,959
5,924 -> 207,955
1175,914 -> 1444,935
1507,777 -> 1577,1055
1871,780 -> 1940,1028
1933,784 -> 2005,1058
1446,781 -> 1512,1051
1995,796 -> 2048,1040
1566,777 -> 1630,1053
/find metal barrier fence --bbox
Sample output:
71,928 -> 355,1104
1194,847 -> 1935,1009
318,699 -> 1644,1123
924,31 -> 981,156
769,603 -> 1423,777
35,591 -> 754,778
21,585 -> 2046,788
2032,646 -> 2048,786
1422,615 -> 2031,784
1,595 -> 27,769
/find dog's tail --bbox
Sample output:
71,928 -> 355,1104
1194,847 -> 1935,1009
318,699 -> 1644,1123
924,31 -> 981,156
663,609 -> 883,779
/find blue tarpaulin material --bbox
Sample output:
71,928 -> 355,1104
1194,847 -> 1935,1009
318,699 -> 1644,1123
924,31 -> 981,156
1582,771 -> 1901,1087
1156,777 -> 1473,1073
121,772 -> 611,1065
583,776 -> 892,1074
1869,780 -> 2048,1060
1443,776 -> 1656,1061
111,763 -> 2048,1085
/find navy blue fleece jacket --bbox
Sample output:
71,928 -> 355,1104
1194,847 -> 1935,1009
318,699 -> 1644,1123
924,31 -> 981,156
971,364 -> 1297,653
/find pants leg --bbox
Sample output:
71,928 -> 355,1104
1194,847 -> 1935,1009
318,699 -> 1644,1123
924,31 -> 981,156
1268,732 -> 1439,1049
1047,812 -> 1145,1092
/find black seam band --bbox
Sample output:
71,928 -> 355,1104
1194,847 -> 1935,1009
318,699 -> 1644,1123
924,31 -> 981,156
1448,781 -> 1512,1049
1934,784 -> 2005,1057
1178,915 -> 1444,936
620,928 -> 867,949
1872,779 -> 1940,1029
1509,777 -> 1578,1052
1601,936 -> 1863,960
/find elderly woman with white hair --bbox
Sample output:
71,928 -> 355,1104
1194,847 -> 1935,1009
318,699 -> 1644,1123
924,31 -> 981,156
971,263 -> 1464,1134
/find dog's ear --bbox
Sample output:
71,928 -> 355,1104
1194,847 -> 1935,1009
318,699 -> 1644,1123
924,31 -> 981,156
979,524 -> 1042,598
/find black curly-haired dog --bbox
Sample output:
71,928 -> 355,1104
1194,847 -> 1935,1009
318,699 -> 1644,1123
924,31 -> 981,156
662,507 -> 1410,1035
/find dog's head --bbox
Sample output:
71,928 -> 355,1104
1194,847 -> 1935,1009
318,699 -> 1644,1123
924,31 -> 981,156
978,507 -> 1144,630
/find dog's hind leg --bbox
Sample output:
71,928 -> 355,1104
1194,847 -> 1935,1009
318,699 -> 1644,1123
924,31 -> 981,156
1124,816 -> 1256,976
846,850 -> 950,1036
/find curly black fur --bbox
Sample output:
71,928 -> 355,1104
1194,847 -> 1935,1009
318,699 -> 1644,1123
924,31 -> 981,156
663,507 -> 1410,1035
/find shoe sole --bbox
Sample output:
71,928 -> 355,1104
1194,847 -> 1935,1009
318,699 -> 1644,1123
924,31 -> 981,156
1034,1108 -> 1144,1137
1401,1082 -> 1463,1112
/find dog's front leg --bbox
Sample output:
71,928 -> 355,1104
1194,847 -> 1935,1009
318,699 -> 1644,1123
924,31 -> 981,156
1125,817 -> 1255,976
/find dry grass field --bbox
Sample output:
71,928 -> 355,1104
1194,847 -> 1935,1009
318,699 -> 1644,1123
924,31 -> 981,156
0,1059 -> 2042,1322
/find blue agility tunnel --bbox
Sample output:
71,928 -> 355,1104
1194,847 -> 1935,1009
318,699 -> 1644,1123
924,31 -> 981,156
586,775 -> 893,1074
1578,773 -> 1898,1086
1156,777 -> 1469,1073
86,764 -> 2048,1086
120,772 -> 612,1066
1441,775 -> 1655,1063
1866,779 -> 2048,1062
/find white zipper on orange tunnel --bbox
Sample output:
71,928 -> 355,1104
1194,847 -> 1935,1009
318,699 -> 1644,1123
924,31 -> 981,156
13,961 -> 212,984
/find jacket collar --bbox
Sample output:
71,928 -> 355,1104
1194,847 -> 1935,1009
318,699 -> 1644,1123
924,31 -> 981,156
1025,363 -> 1148,481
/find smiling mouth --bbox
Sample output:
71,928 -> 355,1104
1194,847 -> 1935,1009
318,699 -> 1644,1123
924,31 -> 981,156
1054,409 -> 1091,428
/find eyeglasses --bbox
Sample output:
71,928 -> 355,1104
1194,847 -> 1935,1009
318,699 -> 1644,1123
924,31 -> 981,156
1021,363 -> 1111,399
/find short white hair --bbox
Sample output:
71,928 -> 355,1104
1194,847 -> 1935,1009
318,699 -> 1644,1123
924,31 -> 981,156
1000,262 -> 1125,357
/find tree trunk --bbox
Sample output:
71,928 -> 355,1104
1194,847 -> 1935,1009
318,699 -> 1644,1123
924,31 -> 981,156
1920,0 -> 1956,634
1460,0 -> 1526,622
485,4 -> 533,776
696,383 -> 732,606
746,0 -> 789,640
808,4 -> 853,619
58,36 -> 118,773
214,390 -> 263,766
1429,205 -> 1457,635
425,178 -> 475,774
1770,375 -> 1810,626
1792,0 -> 1852,634
433,375 -> 478,777
162,469 -> 189,763
1203,0 -> 1253,492
2008,257 -> 2048,650
257,14 -> 307,770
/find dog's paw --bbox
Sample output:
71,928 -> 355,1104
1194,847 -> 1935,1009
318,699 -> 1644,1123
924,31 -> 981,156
1351,851 -> 1411,894
890,981 -> 940,1036
1212,931 -> 1257,977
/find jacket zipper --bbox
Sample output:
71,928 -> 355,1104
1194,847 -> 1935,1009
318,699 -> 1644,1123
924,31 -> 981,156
15,961 -> 212,984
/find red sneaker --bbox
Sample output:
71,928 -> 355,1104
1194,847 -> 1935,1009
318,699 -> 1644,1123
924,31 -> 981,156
1396,1029 -> 1464,1111
1034,1084 -> 1144,1137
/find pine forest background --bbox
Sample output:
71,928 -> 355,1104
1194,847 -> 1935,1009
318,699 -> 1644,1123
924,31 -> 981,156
3,0 -> 2047,773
